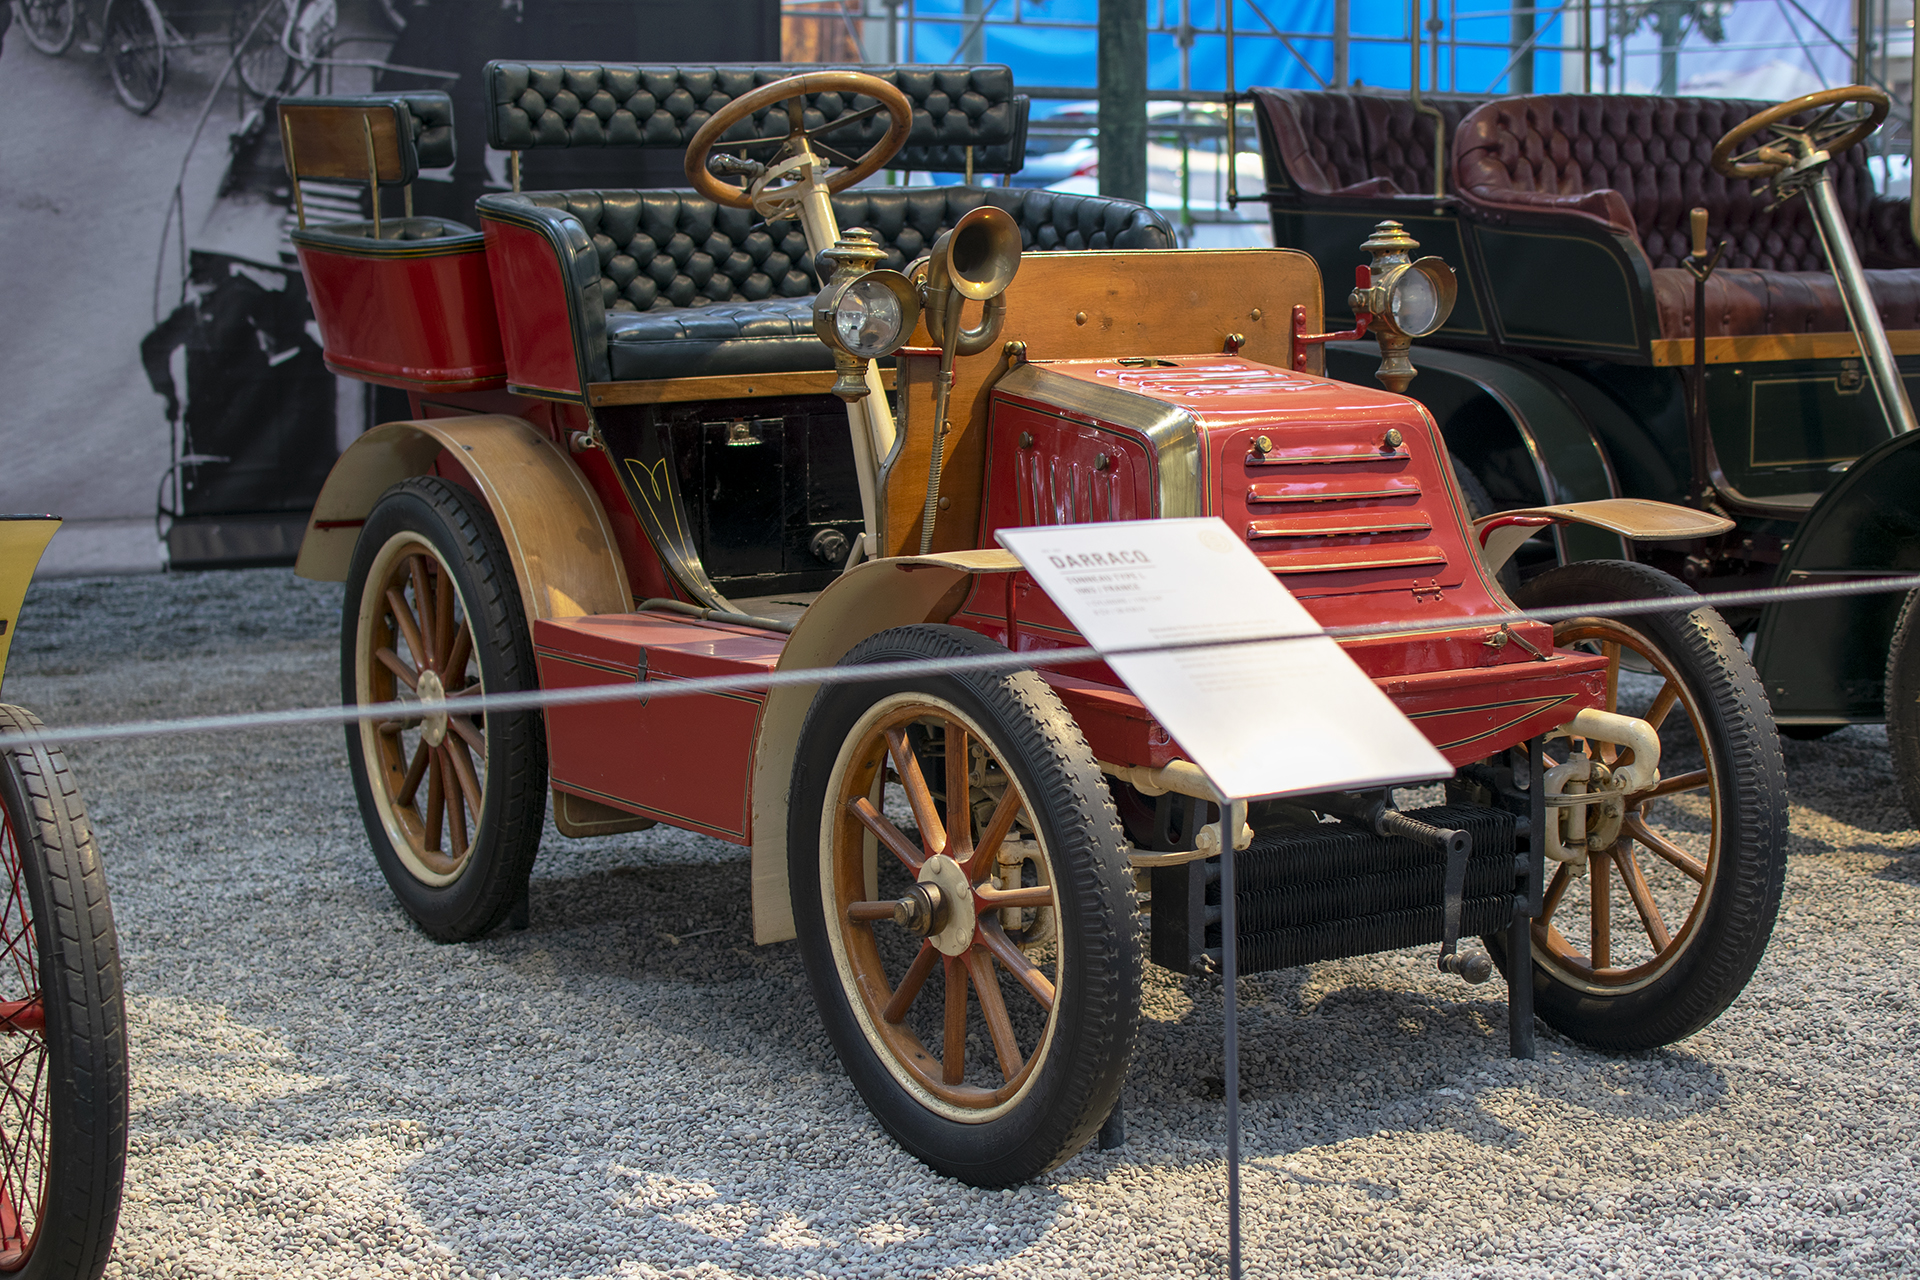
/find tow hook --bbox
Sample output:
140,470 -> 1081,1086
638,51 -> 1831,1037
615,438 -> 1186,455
1544,708 -> 1662,865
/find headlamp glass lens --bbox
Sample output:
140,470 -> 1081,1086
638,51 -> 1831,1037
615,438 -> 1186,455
1389,268 -> 1441,336
835,278 -> 906,358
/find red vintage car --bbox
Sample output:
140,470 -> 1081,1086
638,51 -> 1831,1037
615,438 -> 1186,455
281,64 -> 1786,1186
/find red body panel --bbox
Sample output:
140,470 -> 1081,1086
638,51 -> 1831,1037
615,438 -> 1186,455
959,355 -> 1608,770
295,239 -> 507,391
533,613 -> 783,842
480,218 -> 585,398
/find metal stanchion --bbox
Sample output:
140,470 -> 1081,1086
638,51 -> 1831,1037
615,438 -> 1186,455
1221,798 -> 1245,1279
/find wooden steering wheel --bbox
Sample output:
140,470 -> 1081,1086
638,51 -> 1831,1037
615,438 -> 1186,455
1711,84 -> 1890,181
683,71 -> 915,209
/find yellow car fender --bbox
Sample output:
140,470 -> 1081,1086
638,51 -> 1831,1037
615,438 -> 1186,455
0,516 -> 61,690
296,415 -> 630,624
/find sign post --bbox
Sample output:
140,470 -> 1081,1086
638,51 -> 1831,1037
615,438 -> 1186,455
999,518 -> 1454,1277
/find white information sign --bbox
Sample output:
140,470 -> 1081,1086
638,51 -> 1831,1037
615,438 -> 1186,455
997,518 -> 1452,801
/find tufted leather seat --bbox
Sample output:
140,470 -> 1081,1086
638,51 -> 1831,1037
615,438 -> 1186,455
486,62 -> 1030,177
1452,94 -> 1920,338
478,185 -> 1174,383
605,298 -> 825,380
1252,88 -> 1485,200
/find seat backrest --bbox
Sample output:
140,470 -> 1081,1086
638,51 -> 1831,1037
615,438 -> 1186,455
487,186 -> 1177,313
280,91 -> 461,237
484,62 -> 1029,176
1253,88 -> 1485,197
1452,94 -> 1885,271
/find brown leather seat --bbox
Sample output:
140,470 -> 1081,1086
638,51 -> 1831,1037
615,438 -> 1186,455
1253,88 -> 1483,199
1452,94 -> 1920,338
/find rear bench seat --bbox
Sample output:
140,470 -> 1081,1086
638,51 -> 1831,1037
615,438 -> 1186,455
1451,94 -> 1920,339
1251,87 -> 1485,203
473,62 -> 1174,385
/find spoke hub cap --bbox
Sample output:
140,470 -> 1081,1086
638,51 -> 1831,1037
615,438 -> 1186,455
918,854 -> 976,957
416,669 -> 449,748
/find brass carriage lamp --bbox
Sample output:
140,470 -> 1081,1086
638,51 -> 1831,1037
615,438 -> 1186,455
1349,220 -> 1458,393
813,229 -> 922,401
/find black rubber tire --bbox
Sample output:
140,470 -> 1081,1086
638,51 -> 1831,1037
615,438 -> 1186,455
341,477 -> 547,942
0,706 -> 128,1280
1886,588 -> 1920,831
789,625 -> 1139,1187
1490,560 -> 1787,1050
230,0 -> 289,98
14,0 -> 77,55
101,0 -> 164,115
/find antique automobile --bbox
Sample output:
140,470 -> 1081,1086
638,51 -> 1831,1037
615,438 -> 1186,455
0,516 -> 129,1278
1253,82 -> 1920,826
283,64 -> 1786,1186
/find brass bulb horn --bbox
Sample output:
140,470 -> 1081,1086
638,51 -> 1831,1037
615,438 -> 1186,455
919,206 -> 1023,554
924,205 -> 1023,356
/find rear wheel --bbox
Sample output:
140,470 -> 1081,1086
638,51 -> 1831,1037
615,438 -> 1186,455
0,705 -> 128,1280
1492,560 -> 1787,1050
1887,589 -> 1920,830
789,626 -> 1139,1186
230,0 -> 289,98
101,0 -> 164,115
342,477 -> 546,942
13,0 -> 77,55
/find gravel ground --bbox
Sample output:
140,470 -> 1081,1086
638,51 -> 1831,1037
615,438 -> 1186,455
6,569 -> 1919,1279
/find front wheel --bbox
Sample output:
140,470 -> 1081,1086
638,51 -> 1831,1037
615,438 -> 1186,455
101,0 -> 164,115
789,626 -> 1139,1186
0,706 -> 128,1280
342,477 -> 547,942
13,0 -> 77,55
1885,589 -> 1920,830
1492,560 -> 1787,1050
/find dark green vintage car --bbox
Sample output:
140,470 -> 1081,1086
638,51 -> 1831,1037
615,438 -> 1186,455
1252,83 -> 1920,824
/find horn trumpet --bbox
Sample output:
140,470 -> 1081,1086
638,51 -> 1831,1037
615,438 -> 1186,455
918,206 -> 1023,553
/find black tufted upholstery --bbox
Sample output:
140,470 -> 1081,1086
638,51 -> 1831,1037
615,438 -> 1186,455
479,185 -> 1172,385
1253,88 -> 1485,200
605,298 -> 831,380
1452,94 -> 1920,336
485,62 -> 1029,175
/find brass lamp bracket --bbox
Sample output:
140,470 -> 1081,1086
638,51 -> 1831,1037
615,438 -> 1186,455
1291,265 -> 1374,372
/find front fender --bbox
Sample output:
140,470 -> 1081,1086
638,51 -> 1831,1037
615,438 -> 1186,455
749,549 -> 1019,945
1753,428 -> 1920,722
295,415 -> 630,625
0,517 -> 60,690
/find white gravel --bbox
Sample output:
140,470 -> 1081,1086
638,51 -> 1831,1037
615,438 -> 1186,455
7,569 -> 1919,1279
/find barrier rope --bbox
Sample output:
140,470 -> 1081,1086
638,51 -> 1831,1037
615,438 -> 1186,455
5,569 -> 1918,750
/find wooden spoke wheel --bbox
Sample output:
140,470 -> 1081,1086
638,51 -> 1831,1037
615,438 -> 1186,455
0,706 -> 128,1279
1496,561 -> 1787,1050
790,626 -> 1138,1187
14,0 -> 78,56
101,0 -> 165,116
343,478 -> 546,943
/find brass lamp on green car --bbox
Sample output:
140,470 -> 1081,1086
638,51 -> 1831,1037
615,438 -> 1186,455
1350,220 -> 1457,393
813,228 -> 922,401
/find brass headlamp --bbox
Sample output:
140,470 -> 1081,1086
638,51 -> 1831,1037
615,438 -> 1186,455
813,229 -> 921,402
1349,220 -> 1458,393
